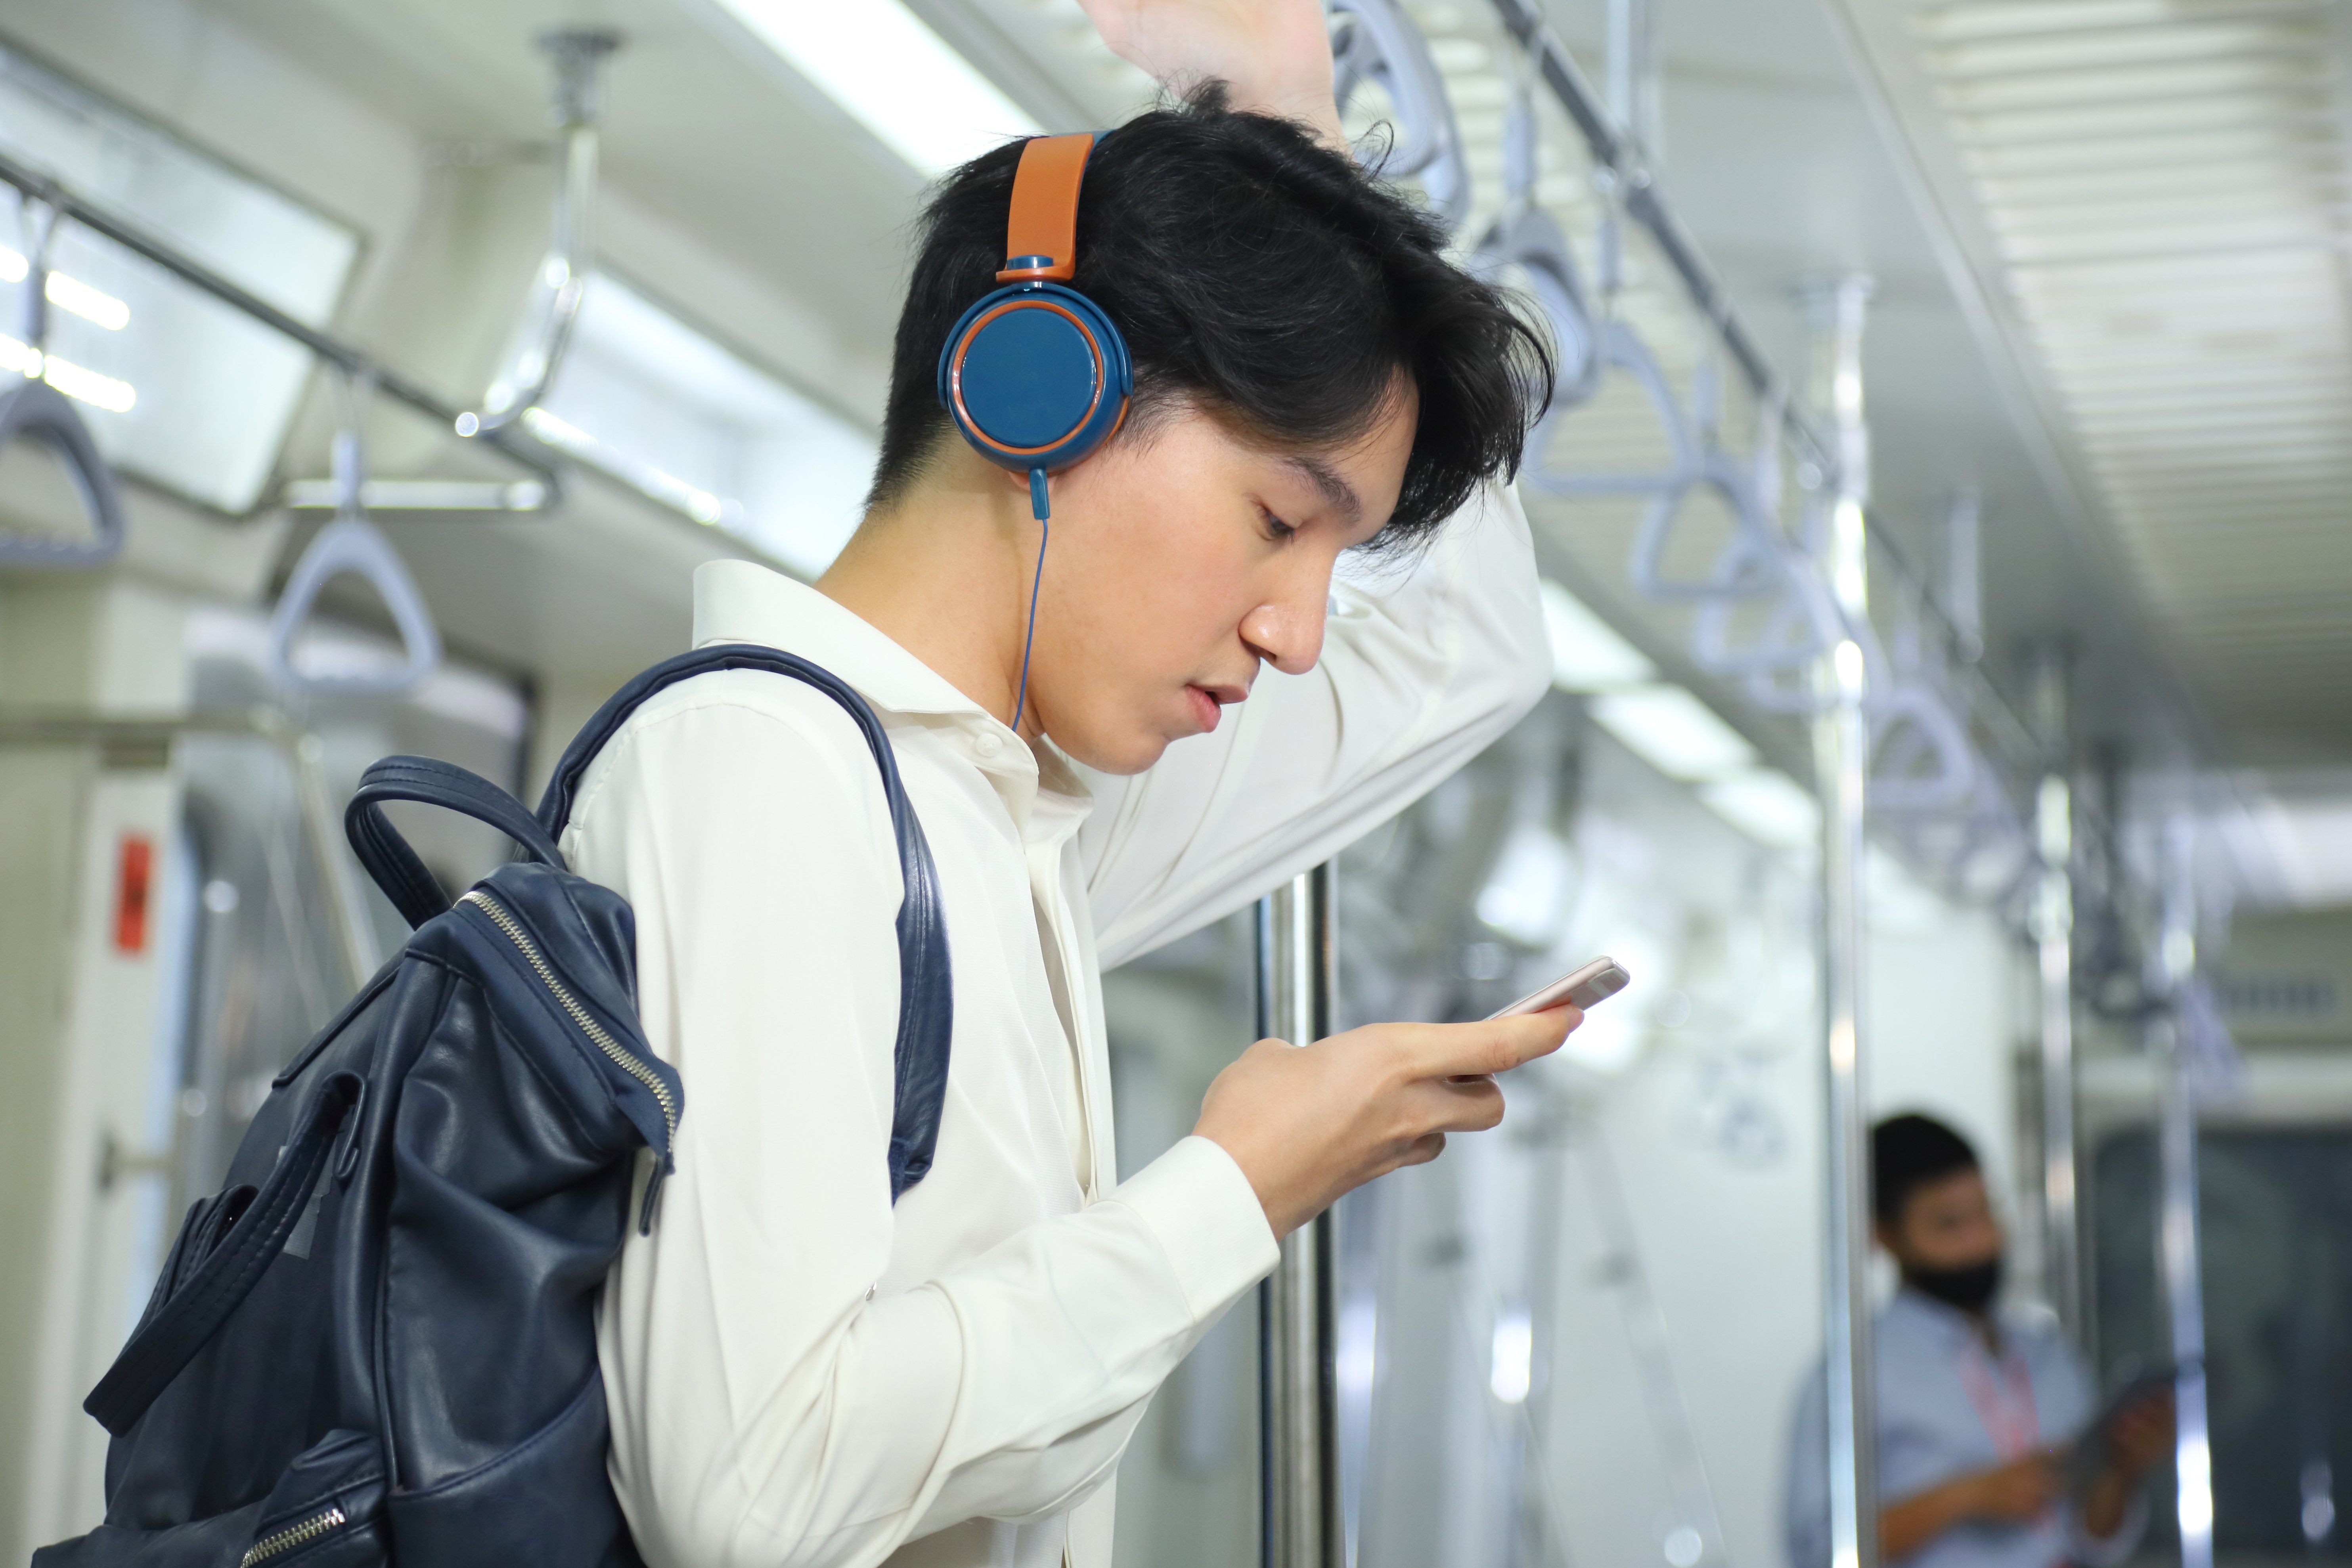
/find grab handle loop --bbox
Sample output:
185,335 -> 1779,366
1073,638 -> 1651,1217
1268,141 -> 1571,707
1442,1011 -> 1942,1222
267,371 -> 442,697
1331,0 -> 1470,230
0,199 -> 127,570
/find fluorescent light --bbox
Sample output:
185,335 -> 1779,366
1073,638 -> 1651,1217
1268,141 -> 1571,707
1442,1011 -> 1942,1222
46,272 -> 129,331
1489,1308 -> 1533,1404
1588,685 -> 1758,782
1475,824 -> 1575,947
1698,768 -> 1818,849
0,248 -> 131,329
712,0 -> 1042,175
1540,577 -> 1655,691
0,337 -> 136,412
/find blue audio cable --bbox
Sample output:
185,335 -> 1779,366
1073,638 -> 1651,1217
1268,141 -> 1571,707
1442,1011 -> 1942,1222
1010,468 -> 1049,735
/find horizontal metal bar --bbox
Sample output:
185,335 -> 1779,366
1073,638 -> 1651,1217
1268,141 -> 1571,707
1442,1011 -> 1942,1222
280,478 -> 551,512
0,146 -> 558,489
1485,0 -> 1839,483
0,705 -> 298,746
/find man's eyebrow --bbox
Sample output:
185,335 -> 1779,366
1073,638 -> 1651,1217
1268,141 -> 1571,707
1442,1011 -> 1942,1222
1282,454 -> 1363,526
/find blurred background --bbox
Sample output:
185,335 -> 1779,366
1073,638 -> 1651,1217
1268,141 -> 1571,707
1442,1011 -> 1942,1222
0,0 -> 2345,1564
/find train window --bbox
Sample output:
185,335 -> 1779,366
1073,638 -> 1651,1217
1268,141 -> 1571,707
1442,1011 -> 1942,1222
2094,1125 -> 2352,1556
0,44 -> 360,513
528,272 -> 878,578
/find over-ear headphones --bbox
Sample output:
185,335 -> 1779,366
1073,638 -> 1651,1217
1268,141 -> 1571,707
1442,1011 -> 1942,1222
936,132 -> 1132,523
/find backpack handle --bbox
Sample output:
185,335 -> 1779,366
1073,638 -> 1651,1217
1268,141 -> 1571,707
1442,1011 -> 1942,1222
347,756 -> 567,930
84,1074 -> 365,1437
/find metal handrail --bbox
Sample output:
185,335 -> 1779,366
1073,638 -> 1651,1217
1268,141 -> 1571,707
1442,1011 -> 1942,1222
0,147 -> 558,494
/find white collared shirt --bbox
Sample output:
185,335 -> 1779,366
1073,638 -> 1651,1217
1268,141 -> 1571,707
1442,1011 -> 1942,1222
565,486 -> 1548,1568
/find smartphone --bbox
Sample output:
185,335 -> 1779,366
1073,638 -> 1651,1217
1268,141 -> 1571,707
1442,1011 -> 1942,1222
1486,956 -> 1631,1020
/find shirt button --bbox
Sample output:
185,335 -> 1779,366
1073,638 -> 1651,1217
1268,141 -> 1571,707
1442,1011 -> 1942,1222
974,732 -> 1003,758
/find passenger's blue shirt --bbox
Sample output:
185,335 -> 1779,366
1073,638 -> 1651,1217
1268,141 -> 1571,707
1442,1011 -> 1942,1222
1785,1288 -> 2145,1568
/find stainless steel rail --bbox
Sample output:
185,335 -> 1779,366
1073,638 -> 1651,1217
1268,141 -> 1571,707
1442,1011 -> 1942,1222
1484,0 -> 2043,783
2154,817 -> 2214,1568
1810,275 -> 1879,1568
2025,649 -> 2082,1335
0,148 -> 558,493
1257,865 -> 1343,1568
1486,0 -> 1831,483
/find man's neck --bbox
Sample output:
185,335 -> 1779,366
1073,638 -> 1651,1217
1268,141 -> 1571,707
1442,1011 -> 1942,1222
817,465 -> 1039,737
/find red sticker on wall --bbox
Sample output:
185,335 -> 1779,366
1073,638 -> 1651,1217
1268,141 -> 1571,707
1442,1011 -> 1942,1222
114,835 -> 153,955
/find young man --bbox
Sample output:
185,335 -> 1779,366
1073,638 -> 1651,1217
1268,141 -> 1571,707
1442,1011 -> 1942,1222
562,6 -> 1569,1566
1786,1114 -> 2174,1568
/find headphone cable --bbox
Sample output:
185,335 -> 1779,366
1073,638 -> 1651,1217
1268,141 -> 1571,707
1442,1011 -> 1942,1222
1010,469 -> 1050,735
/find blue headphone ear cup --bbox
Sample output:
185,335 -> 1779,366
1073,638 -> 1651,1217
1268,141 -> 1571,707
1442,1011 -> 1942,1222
938,283 -> 1131,473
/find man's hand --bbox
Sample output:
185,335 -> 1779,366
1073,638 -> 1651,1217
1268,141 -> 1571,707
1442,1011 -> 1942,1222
2080,1390 -> 2175,1539
2106,1392 -> 2176,1479
1962,1453 -> 2065,1524
1193,1007 -> 1577,1236
1074,0 -> 1347,149
1881,1453 -> 2061,1560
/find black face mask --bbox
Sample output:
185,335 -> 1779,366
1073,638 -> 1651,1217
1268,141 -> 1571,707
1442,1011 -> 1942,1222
1906,1255 -> 2002,1313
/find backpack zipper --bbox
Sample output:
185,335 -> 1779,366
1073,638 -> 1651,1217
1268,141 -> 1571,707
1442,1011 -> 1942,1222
240,1503 -> 345,1566
459,890 -> 679,1149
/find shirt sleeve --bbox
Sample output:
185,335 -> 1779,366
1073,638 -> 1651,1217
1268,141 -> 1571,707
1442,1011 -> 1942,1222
566,687 -> 1278,1568
1786,1359 -> 1832,1568
1077,481 -> 1550,970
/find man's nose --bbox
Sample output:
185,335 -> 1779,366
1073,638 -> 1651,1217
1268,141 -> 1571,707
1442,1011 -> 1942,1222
1240,582 -> 1330,676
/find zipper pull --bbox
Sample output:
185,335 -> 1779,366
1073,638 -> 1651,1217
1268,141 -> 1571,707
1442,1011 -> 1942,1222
636,1152 -> 672,1236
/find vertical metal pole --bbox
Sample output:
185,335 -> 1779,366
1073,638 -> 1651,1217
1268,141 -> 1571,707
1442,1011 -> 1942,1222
1606,0 -> 1660,155
2025,649 -> 2080,1337
1258,864 -> 1343,1568
2153,818 -> 2215,1568
1808,275 -> 1878,1568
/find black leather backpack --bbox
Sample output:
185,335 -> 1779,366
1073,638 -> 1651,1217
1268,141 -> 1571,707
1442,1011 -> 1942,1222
37,646 -> 953,1568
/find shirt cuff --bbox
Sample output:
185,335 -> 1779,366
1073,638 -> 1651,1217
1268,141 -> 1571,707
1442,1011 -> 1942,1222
1105,1135 -> 1280,1325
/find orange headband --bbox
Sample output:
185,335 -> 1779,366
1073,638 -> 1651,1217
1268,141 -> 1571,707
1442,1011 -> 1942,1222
995,133 -> 1095,285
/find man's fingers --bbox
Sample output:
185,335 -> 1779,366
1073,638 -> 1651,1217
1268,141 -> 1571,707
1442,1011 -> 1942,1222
1396,1007 -> 1580,1081
1396,1131 -> 1446,1168
1405,1074 -> 1506,1136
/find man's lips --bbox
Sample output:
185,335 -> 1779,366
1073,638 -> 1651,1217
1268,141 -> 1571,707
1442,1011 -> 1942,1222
1185,685 -> 1223,734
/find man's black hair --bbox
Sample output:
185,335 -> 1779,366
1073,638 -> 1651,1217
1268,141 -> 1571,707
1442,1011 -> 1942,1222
867,83 -> 1554,546
1872,1113 -> 1982,1226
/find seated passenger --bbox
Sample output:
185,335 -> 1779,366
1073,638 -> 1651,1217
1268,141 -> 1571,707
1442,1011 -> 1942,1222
1786,1113 -> 2172,1568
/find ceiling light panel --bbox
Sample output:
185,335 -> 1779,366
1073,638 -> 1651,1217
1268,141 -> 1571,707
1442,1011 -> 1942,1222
1914,0 -> 2352,749
713,0 -> 1042,174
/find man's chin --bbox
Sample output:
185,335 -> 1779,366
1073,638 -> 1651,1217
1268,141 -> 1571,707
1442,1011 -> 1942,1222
1051,726 -> 1177,777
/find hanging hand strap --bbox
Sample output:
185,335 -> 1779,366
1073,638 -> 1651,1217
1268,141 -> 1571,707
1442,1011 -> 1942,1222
84,1074 -> 365,1437
537,644 -> 954,1198
345,756 -> 567,929
267,373 -> 442,697
0,378 -> 128,569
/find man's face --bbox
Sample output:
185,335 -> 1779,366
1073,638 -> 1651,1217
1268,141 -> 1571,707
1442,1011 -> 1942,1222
1878,1167 -> 2006,1275
1021,388 -> 1415,775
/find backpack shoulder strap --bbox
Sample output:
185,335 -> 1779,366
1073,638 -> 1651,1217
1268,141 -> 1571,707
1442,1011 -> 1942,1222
537,644 -> 953,1199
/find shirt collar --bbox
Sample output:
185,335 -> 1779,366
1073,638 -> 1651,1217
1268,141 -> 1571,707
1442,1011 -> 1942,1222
1889,1284 -> 2015,1353
692,559 -> 1091,823
695,559 -> 987,723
